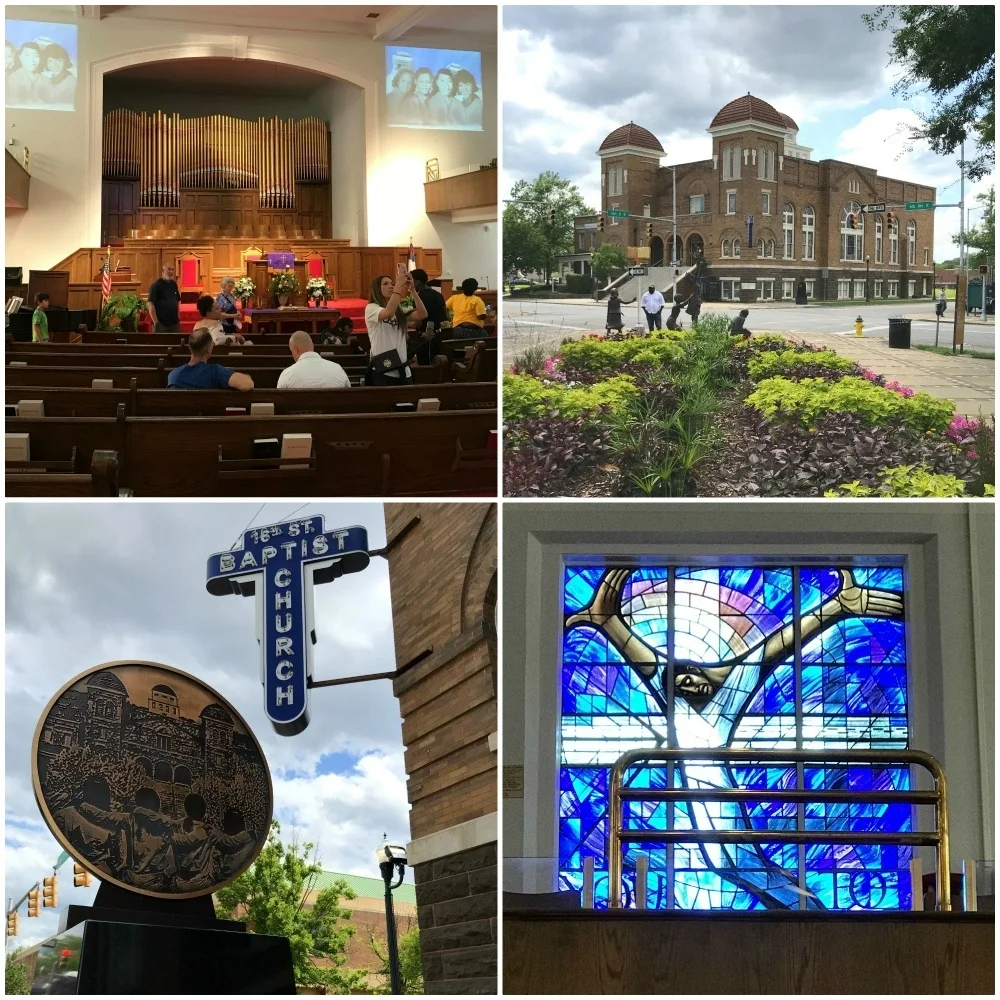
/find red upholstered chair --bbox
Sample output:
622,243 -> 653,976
307,256 -> 324,279
175,253 -> 203,302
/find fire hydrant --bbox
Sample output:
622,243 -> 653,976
855,315 -> 864,338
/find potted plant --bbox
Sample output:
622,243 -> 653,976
234,276 -> 256,309
98,291 -> 147,331
305,276 -> 332,307
268,269 -> 299,307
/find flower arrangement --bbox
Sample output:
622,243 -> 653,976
268,270 -> 299,296
233,276 -> 255,300
306,277 -> 332,301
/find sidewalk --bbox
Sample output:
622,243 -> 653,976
776,333 -> 995,419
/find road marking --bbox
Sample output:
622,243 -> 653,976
504,320 -> 592,331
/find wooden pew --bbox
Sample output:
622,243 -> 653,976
6,407 -> 128,474
6,382 -> 497,418
6,366 -> 165,389
6,449 -> 119,496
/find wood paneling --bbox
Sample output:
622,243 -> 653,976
424,167 -> 497,214
504,910 -> 995,995
28,270 -> 70,308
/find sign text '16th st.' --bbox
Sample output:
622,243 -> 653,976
207,516 -> 370,735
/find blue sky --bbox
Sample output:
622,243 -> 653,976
502,5 -> 992,261
5,501 -> 411,949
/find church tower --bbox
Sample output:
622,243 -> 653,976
597,123 -> 664,249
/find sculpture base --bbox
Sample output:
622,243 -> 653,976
33,920 -> 296,994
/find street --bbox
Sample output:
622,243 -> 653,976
502,298 -> 995,364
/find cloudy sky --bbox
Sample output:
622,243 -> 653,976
503,5 -> 994,261
5,501 -> 410,948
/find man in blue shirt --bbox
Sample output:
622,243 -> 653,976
167,329 -> 255,390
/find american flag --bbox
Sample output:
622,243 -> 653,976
407,238 -> 416,273
100,248 -> 112,303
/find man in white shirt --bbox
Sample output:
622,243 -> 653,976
276,330 -> 351,389
640,284 -> 666,331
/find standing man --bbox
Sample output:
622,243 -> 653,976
409,268 -> 448,365
936,289 -> 947,318
640,283 -> 666,332
31,291 -> 50,342
147,264 -> 181,333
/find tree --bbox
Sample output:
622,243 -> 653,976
957,186 -> 995,269
5,950 -> 30,995
862,6 -> 995,179
503,171 -> 596,281
215,820 -> 368,993
590,243 -> 631,284
368,926 -> 424,995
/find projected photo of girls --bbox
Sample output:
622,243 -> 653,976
5,20 -> 78,111
385,45 -> 483,131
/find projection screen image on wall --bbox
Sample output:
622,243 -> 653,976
5,19 -> 78,111
385,46 -> 483,131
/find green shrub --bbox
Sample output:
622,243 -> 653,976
825,465 -> 971,497
556,336 -> 687,379
748,349 -> 856,382
502,373 -> 640,423
563,273 -> 595,294
691,313 -> 733,337
745,376 -> 955,434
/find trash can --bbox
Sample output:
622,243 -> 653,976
888,317 -> 911,349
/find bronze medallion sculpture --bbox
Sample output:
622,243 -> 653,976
32,660 -> 273,900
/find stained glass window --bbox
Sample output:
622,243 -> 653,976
560,563 -> 910,911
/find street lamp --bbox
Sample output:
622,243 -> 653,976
865,255 -> 871,303
376,836 -> 407,995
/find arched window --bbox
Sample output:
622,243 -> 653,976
766,239 -> 775,258
723,145 -> 741,181
889,217 -> 899,264
907,220 -> 916,265
758,146 -> 775,181
733,238 -> 741,258
721,239 -> 730,258
153,760 -> 172,782
782,204 -> 795,259
802,205 -> 815,261
875,216 -> 883,264
840,202 -> 864,261
757,238 -> 765,258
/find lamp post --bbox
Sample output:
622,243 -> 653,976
376,837 -> 407,995
865,255 -> 870,303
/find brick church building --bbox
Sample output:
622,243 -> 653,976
576,94 -> 937,303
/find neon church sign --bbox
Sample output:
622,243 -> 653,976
207,516 -> 370,735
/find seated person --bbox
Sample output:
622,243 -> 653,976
446,277 -> 488,332
317,316 -> 354,346
728,309 -> 752,340
409,268 -> 447,365
192,294 -> 245,347
276,330 -> 351,389
167,329 -> 254,390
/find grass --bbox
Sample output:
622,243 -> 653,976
915,344 -> 995,360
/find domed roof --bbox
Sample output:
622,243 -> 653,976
88,671 -> 127,694
598,122 -> 664,154
778,111 -> 799,130
200,703 -> 233,723
710,95 -> 793,131
151,684 -> 176,697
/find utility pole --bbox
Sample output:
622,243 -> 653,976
955,138 -> 967,354
671,166 -> 677,266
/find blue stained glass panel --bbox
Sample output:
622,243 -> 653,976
560,563 -> 910,911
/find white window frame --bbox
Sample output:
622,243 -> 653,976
608,165 -> 623,197
782,204 -> 794,259
727,190 -> 737,215
837,279 -> 850,300
907,220 -> 916,266
888,279 -> 898,298
757,238 -> 764,258
610,202 -> 620,226
874,280 -> 883,298
853,279 -> 866,300
765,239 -> 775,259
923,249 -> 929,267
721,239 -> 730,258
889,220 -> 898,264
802,205 -> 815,261
720,277 -> 740,301
875,216 -> 883,264
758,278 -> 775,301
922,278 -> 928,297
782,278 -> 795,299
804,279 -> 815,299
643,201 -> 651,217
690,195 -> 705,215
732,238 -> 741,258
908,279 -> 916,298
762,191 -> 771,216
840,202 -> 864,262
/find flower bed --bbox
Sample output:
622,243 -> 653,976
503,318 -> 994,498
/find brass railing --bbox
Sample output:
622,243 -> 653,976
608,747 -> 950,911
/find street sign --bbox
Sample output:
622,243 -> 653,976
207,515 -> 371,735
607,209 -> 630,218
629,266 -> 648,276
861,203 -> 886,213
905,201 -> 934,211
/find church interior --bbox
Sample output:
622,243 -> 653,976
502,501 -> 994,994
5,5 -> 498,498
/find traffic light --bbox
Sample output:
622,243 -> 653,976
6,911 -> 18,937
646,221 -> 653,240
546,208 -> 556,225
598,215 -> 605,233
73,863 -> 92,889
885,210 -> 895,227
27,889 -> 40,918
42,875 -> 58,909
846,212 -> 857,230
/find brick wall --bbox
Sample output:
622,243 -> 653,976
383,502 -> 498,994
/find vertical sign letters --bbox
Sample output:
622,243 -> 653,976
207,515 -> 370,735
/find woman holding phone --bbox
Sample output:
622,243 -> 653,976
365,266 -> 427,385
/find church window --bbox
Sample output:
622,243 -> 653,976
907,221 -> 916,266
841,202 -> 864,261
802,206 -> 815,261
783,204 -> 795,259
559,563 -> 910,911
721,239 -> 730,258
